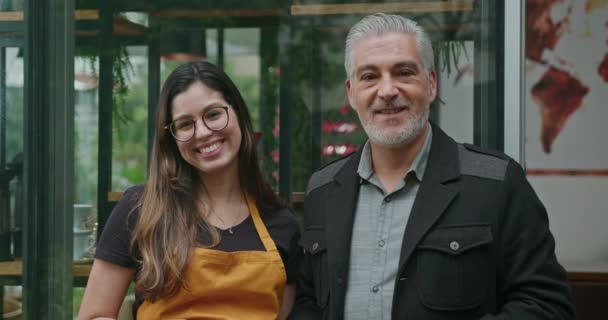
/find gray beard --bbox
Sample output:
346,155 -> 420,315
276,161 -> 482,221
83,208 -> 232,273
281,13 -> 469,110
361,107 -> 429,148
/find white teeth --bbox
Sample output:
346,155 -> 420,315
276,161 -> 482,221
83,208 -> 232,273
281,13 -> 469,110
378,108 -> 404,114
202,142 -> 220,153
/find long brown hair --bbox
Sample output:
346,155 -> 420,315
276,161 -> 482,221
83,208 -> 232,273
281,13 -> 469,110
131,61 -> 283,301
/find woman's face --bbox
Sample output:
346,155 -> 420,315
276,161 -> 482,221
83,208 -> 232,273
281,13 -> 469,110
170,82 -> 242,178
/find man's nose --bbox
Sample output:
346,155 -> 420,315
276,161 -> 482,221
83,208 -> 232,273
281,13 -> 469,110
377,75 -> 398,101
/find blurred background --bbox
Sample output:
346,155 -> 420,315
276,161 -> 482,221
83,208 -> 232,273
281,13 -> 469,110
0,0 -> 606,319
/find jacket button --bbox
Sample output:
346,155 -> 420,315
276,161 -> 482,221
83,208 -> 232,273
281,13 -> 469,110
312,242 -> 319,251
372,286 -> 379,293
337,277 -> 344,286
450,241 -> 460,251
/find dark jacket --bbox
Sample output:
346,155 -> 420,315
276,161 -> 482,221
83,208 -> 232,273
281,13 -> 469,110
289,125 -> 574,320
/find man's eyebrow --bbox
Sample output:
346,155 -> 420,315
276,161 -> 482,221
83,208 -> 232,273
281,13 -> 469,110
355,64 -> 379,76
394,61 -> 420,72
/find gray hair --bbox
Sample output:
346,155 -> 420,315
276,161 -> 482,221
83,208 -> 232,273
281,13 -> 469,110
344,13 -> 435,79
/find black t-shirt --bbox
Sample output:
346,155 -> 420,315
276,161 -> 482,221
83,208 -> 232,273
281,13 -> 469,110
95,185 -> 302,316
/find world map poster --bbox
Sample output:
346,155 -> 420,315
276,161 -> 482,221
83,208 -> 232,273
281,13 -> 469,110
525,0 -> 608,175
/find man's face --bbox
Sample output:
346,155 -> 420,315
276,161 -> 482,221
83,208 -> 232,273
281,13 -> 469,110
346,32 -> 437,147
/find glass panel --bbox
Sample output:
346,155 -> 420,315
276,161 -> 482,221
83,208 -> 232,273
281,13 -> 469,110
290,0 -> 503,191
74,1 -> 505,218
0,3 -> 24,318
437,40 -> 475,144
66,0 -> 505,316
111,45 -> 148,191
74,55 -> 98,266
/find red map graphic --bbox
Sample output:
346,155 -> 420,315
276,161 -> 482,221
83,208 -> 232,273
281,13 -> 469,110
531,67 -> 589,153
525,0 -> 608,154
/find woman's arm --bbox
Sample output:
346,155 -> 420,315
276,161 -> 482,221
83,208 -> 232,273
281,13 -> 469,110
78,259 -> 135,320
278,283 -> 296,320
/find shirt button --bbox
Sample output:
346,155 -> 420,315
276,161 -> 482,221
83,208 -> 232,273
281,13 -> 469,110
372,286 -> 379,293
378,240 -> 385,247
450,241 -> 460,251
384,197 -> 392,203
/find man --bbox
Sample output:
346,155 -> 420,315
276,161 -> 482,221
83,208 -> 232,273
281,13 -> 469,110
289,13 -> 574,320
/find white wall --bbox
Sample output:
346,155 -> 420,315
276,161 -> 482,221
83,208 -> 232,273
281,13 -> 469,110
530,176 -> 608,264
437,41 -> 475,145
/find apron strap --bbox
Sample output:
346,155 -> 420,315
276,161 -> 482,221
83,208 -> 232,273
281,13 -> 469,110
245,194 -> 279,254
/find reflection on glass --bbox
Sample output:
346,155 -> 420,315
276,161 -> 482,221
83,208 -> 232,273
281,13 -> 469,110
111,46 -> 148,191
1,40 -> 24,319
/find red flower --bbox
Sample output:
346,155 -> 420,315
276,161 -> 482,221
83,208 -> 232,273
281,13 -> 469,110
322,120 -> 358,134
339,105 -> 351,115
322,143 -> 358,156
270,150 -> 280,163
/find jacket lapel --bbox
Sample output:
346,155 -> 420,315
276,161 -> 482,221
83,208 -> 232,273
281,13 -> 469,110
324,151 -> 361,315
324,151 -> 361,272
398,125 -> 460,272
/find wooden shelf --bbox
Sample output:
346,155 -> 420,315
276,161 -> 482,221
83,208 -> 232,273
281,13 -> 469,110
291,0 -> 474,16
0,11 -> 22,21
0,10 -> 98,22
0,260 -> 92,278
150,9 -> 280,19
564,261 -> 608,282
2,259 -> 606,283
109,191 -> 306,204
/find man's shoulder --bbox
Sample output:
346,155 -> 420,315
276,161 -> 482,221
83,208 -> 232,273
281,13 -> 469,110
456,143 -> 511,181
306,152 -> 356,195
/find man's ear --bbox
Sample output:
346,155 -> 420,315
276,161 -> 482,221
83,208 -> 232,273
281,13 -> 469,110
428,69 -> 438,102
346,78 -> 355,109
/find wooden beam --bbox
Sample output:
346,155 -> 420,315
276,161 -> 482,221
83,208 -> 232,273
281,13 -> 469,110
151,9 -> 280,19
0,10 -> 98,22
108,191 -> 123,202
291,0 -> 474,16
0,11 -> 23,21
2,259 -> 606,282
109,191 -> 306,204
75,9 -> 98,20
0,260 -> 92,277
564,261 -> 608,282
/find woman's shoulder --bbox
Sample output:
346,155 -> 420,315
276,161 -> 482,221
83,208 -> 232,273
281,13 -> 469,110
114,185 -> 144,209
121,184 -> 145,202
109,184 -> 145,225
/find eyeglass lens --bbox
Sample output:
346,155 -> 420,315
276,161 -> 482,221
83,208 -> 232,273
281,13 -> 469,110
170,106 -> 229,141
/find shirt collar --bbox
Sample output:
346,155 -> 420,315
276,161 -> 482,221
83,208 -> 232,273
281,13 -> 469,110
357,124 -> 433,183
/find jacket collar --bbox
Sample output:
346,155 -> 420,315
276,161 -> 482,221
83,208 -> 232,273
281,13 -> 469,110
324,122 -> 461,317
397,122 -> 460,271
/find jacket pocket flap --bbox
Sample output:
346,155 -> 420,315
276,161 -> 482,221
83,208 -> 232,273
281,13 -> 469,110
418,225 -> 492,255
299,228 -> 327,255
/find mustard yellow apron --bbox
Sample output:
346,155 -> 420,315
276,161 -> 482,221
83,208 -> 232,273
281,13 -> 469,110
137,196 -> 287,319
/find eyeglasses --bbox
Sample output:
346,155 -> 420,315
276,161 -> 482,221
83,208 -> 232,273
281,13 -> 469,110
166,105 -> 230,142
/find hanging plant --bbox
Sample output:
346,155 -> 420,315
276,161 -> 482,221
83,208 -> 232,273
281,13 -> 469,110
435,40 -> 470,76
76,43 -> 134,144
111,46 -> 135,144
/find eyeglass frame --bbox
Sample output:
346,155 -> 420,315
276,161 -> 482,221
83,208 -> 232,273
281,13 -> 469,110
165,105 -> 231,142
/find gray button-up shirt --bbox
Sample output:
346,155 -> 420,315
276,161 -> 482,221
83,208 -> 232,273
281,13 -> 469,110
344,128 -> 432,320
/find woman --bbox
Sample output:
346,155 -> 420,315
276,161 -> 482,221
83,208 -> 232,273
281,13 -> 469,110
78,61 -> 301,320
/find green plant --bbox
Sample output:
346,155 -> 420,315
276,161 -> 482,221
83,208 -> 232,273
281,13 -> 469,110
435,40 -> 470,76
77,42 -> 135,145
